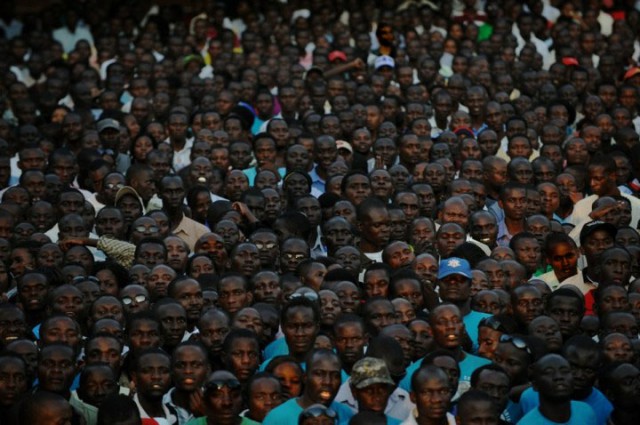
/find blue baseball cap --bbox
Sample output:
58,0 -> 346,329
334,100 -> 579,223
438,257 -> 472,280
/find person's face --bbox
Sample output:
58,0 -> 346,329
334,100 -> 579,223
529,316 -> 563,352
599,250 -> 632,286
335,281 -> 361,314
499,188 -> 527,221
513,288 -> 544,327
164,237 -> 189,273
49,285 -> 84,321
532,355 -> 573,400
91,297 -> 124,325
436,224 -> 465,259
581,230 -> 614,263
547,296 -> 583,339
493,341 -> 530,385
225,337 -> 260,383
133,353 -> 171,398
85,337 -> 122,375
127,319 -> 161,353
156,304 -> 187,347
473,291 -> 501,315
38,346 -> 77,393
173,279 -> 204,323
430,306 -> 464,349
305,355 -> 342,405
334,322 -> 367,367
80,366 -> 118,407
359,208 -> 390,249
363,269 -> 390,299
283,306 -> 318,356
602,334 -> 635,364
343,175 -> 372,206
248,377 -> 282,422
470,214 -> 497,247
547,242 -> 579,282
477,326 -> 502,361
0,357 -> 27,407
411,374 -> 451,421
199,313 -> 230,355
438,273 -> 470,304
252,272 -> 281,304
218,277 -> 251,316
280,240 -> 309,274
319,290 -> 341,326
136,243 -> 166,268
95,209 -> 125,239
146,265 -> 175,299
0,308 -> 27,346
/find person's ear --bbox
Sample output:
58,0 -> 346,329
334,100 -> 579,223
409,390 -> 416,404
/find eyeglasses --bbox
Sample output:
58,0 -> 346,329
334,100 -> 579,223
72,275 -> 100,285
500,334 -> 531,355
289,292 -> 319,302
299,405 -> 337,422
134,225 -> 159,233
254,241 -> 277,250
205,379 -> 241,392
480,316 -> 506,332
122,294 -> 147,305
105,183 -> 124,190
282,253 -> 307,261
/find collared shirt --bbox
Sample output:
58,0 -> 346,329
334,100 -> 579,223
163,388 -> 194,425
173,215 -> 210,251
308,165 -> 326,194
165,137 -> 194,172
496,220 -> 515,247
133,393 -> 178,425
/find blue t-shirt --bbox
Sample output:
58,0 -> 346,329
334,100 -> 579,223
399,351 -> 491,392
519,387 -> 612,425
466,310 -> 491,352
517,401 -> 597,425
264,337 -> 289,360
263,398 -> 354,425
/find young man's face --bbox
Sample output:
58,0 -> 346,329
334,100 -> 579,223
547,242 -> 579,282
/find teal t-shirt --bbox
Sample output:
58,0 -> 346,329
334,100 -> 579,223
516,401 -> 597,425
263,398 -> 354,425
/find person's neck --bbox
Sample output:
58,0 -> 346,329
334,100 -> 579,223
504,217 -> 525,234
171,137 -> 187,151
434,345 -> 465,361
538,397 -> 571,423
417,413 -> 449,425
172,388 -> 192,410
138,393 -> 166,418
297,394 -> 329,410
448,299 -> 470,316
471,116 -> 485,130
600,187 -> 621,197
168,209 -> 184,229
359,239 -> 382,254
315,164 -> 327,180
399,160 -> 415,174
435,114 -> 448,129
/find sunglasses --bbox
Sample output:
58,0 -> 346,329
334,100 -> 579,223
480,316 -> 506,332
300,405 -> 337,421
122,294 -> 147,305
72,275 -> 100,284
289,292 -> 319,302
500,334 -> 532,355
205,379 -> 241,392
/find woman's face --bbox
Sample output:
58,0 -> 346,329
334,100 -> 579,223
133,136 -> 154,161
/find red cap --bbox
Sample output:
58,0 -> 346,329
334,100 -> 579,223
562,57 -> 579,66
328,50 -> 347,63
624,67 -> 640,81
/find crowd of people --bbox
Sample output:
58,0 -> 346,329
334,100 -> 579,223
1,0 -> 640,424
